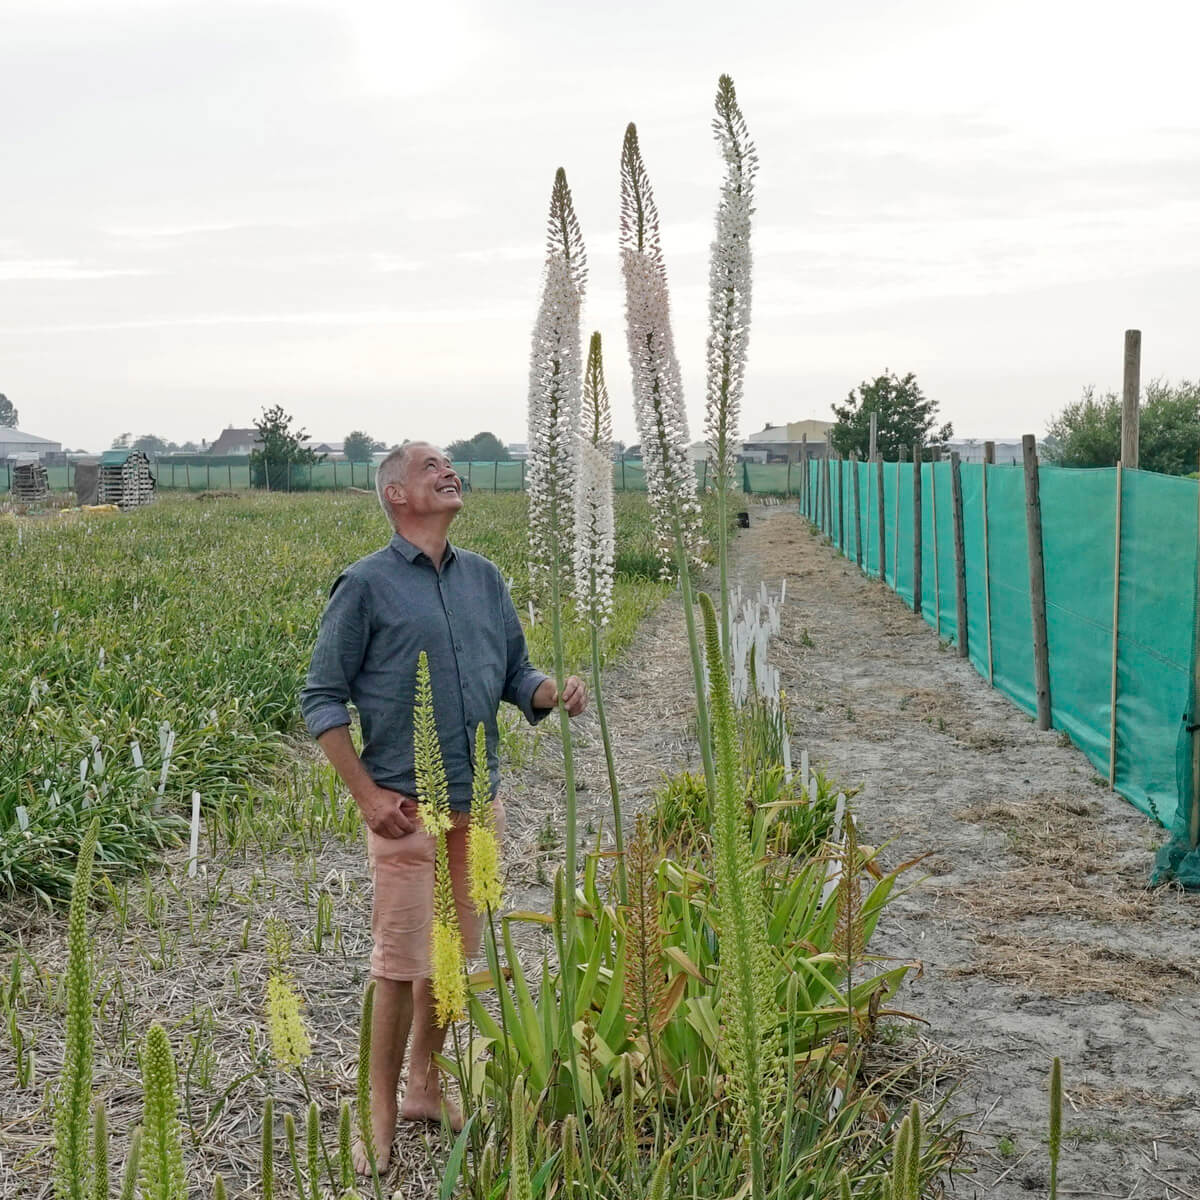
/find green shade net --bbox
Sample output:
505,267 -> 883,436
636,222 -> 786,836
799,457 -> 1200,886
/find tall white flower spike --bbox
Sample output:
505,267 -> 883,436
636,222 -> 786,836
619,123 -> 701,576
574,332 -> 615,628
527,168 -> 587,595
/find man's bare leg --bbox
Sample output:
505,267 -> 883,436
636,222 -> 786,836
352,977 -> 413,1175
400,978 -> 464,1130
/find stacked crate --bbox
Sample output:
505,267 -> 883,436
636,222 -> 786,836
11,461 -> 49,503
98,450 -> 155,510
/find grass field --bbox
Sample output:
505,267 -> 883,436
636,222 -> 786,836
0,491 -> 675,901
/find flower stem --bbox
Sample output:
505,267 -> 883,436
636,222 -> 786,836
674,520 -> 717,801
590,623 -> 626,905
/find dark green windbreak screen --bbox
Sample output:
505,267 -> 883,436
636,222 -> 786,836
799,457 -> 1198,841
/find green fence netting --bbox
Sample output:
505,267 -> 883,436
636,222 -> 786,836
801,456 -> 1200,885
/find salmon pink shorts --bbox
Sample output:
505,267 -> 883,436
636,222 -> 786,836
366,796 -> 505,981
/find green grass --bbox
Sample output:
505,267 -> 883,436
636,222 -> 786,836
0,491 -> 691,901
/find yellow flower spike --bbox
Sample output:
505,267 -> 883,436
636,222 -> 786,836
468,723 -> 502,914
430,918 -> 467,1025
265,972 -> 312,1069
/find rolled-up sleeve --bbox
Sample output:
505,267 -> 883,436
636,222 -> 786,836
499,582 -> 550,725
300,574 -> 369,739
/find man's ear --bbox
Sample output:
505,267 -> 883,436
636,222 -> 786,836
386,481 -> 406,508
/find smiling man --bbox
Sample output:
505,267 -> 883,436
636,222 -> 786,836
300,441 -> 586,1170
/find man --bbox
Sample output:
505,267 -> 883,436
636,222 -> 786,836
300,442 -> 586,1170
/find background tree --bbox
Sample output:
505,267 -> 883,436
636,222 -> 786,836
445,431 -> 510,462
111,432 -> 132,449
342,430 -> 383,462
133,434 -> 173,455
829,371 -> 952,459
611,439 -> 627,461
0,394 -> 17,427
1045,380 -> 1200,474
249,405 -> 322,490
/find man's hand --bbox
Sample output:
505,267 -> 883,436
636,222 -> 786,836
358,785 -> 417,838
534,675 -> 588,717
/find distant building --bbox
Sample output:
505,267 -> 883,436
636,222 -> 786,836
302,440 -> 342,456
208,427 -> 262,456
0,428 -> 63,461
506,443 -> 529,460
949,439 -> 1024,465
740,419 -> 832,465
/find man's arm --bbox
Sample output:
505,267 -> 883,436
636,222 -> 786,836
316,726 -> 414,838
301,574 -> 414,837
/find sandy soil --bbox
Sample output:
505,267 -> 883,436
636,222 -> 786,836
736,506 -> 1200,1200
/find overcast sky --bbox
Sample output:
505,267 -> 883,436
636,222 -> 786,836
3,0 -> 1197,452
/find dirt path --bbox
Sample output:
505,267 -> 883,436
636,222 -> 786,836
737,506 -> 1200,1199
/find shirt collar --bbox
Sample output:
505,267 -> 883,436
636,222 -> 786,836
389,531 -> 457,568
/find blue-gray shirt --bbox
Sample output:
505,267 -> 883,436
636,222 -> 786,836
300,532 -> 550,810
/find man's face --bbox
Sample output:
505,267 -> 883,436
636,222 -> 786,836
392,444 -> 463,518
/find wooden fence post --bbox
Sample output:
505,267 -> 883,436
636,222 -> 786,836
869,412 -> 878,463
1191,455 -> 1200,848
930,456 -> 942,633
1122,329 -> 1141,469
1109,462 -> 1124,787
837,458 -> 845,550
912,444 -> 923,615
185,463 -> 190,490
950,452 -> 968,658
892,455 -> 901,591
982,441 -> 995,683
494,460 -> 500,492
822,448 -> 832,535
875,453 -> 886,583
1023,434 -> 1052,730
852,451 -> 864,568
800,435 -> 808,507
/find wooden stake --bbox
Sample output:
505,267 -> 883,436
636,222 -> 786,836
869,412 -> 878,462
931,456 -> 942,633
840,458 -> 849,552
1109,462 -> 1124,787
823,447 -> 833,535
1023,434 -> 1052,730
912,444 -> 923,615
982,448 -> 994,683
1191,454 -> 1200,848
1122,330 -> 1141,469
852,451 -> 864,568
892,456 -> 901,591
801,434 -> 808,514
875,453 -> 886,583
951,452 -> 969,659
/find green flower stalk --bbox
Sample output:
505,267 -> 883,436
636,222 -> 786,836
54,817 -> 100,1200
621,1053 -> 637,1175
699,591 -> 776,1200
211,1177 -> 226,1200
646,1142 -> 674,1200
508,1076 -> 533,1200
338,1100 -> 355,1190
1049,1056 -> 1062,1200
907,1100 -> 922,1199
117,1127 -> 141,1200
262,1095 -> 275,1200
560,1115 -> 578,1200
306,1101 -> 321,1200
574,331 -> 627,903
356,983 -> 377,1176
467,723 -> 502,915
91,1102 -> 107,1200
415,652 -> 466,1025
704,74 -> 757,662
139,1024 -> 186,1200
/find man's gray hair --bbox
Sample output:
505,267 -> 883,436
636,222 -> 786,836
375,445 -> 411,523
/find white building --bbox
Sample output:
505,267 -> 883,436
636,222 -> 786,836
0,428 -> 62,460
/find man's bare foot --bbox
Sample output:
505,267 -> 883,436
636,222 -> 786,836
351,1099 -> 396,1177
400,1091 -> 464,1132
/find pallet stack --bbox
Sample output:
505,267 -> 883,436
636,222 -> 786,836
10,461 -> 49,503
98,450 -> 155,510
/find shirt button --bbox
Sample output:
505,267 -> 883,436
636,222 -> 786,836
461,681 -> 468,690
455,643 -> 463,651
